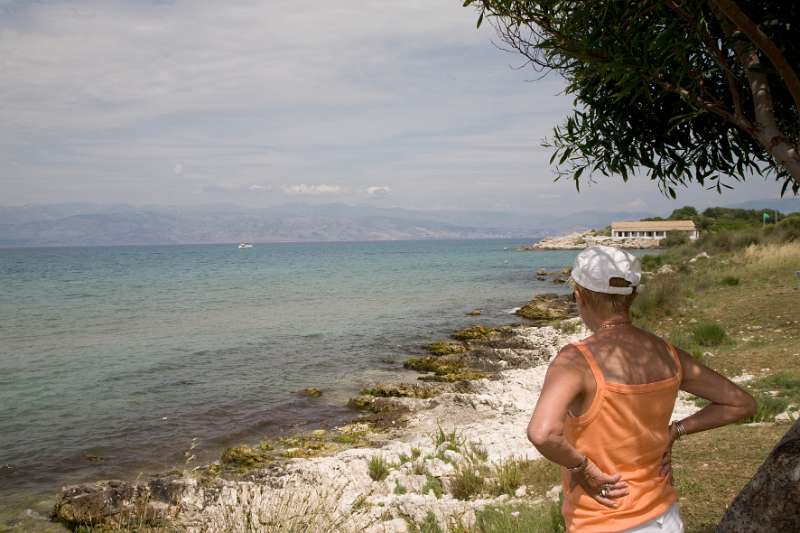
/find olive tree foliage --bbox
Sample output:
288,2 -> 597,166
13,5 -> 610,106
465,0 -> 800,196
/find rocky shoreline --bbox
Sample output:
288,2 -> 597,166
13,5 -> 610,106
520,230 -> 662,250
51,297 -> 698,532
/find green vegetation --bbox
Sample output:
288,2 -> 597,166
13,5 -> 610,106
422,473 -> 444,499
465,4 -> 800,195
403,356 -> 489,383
425,341 -> 468,356
719,276 -> 740,286
690,322 -> 729,347
405,511 -> 445,533
449,462 -> 487,500
453,501 -> 566,533
451,325 -> 501,342
367,456 -> 390,482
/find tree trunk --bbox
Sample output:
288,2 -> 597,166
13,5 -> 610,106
716,418 -> 800,532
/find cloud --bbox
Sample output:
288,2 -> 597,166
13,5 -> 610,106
281,184 -> 345,196
365,186 -> 390,196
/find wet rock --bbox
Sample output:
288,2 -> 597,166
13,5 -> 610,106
299,387 -> 323,397
220,444 -> 270,468
515,294 -> 576,323
451,325 -> 501,343
361,382 -> 441,399
53,478 -> 177,529
425,341 -> 467,356
466,309 -> 482,316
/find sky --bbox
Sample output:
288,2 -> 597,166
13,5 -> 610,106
0,0 -> 790,216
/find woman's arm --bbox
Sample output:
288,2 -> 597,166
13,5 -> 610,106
527,344 -> 628,507
676,348 -> 758,435
660,348 -> 757,482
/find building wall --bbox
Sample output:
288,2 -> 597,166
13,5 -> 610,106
611,229 -> 698,240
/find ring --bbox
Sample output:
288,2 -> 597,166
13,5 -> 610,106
600,487 -> 608,497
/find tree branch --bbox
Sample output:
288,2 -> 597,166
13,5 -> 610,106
663,0 -> 743,119
711,0 -> 800,113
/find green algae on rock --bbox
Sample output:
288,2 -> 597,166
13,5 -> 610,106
515,294 -> 576,323
360,382 -> 441,399
298,387 -> 323,397
220,444 -> 270,469
424,341 -> 467,356
450,325 -> 500,342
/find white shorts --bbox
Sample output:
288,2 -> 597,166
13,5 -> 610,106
622,503 -> 684,533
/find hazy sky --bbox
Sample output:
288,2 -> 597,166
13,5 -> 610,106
0,0 -> 788,215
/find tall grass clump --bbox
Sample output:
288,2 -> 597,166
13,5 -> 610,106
741,242 -> 800,271
367,456 -> 390,481
719,276 -> 740,286
690,322 -> 728,347
450,462 -> 487,500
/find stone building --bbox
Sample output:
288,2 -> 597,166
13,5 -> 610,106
611,220 -> 699,240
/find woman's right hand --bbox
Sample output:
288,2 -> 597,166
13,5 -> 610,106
569,458 -> 629,507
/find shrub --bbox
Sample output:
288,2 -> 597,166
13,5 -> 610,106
450,463 -> 487,500
631,275 -> 682,320
690,323 -> 727,347
663,232 -> 689,248
775,214 -> 800,242
492,459 -> 524,496
719,276 -> 740,286
367,456 -> 390,481
640,254 -> 663,272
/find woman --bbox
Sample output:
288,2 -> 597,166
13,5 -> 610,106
528,245 -> 756,532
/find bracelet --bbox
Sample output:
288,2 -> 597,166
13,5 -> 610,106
673,420 -> 687,439
567,455 -> 588,472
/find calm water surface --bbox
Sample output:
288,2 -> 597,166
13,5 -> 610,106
0,239 -> 586,524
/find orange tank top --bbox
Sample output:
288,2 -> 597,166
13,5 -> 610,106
561,340 -> 682,533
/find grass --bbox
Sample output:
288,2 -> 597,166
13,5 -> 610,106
690,322 -> 728,347
447,501 -> 565,533
405,511 -> 445,533
422,473 -> 444,498
433,425 -> 463,452
719,275 -> 740,286
449,462 -> 487,500
671,424 -> 786,531
367,456 -> 390,482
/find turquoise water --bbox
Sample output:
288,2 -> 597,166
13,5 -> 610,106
0,239 -> 582,523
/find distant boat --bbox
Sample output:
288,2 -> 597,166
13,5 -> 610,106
238,242 -> 253,249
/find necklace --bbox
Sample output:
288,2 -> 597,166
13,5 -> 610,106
597,320 -> 632,330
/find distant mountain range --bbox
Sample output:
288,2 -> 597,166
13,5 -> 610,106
0,203 -> 653,248
0,198 -> 795,248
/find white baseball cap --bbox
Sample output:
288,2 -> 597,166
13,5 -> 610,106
570,245 -> 641,295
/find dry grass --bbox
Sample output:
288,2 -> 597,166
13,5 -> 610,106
739,241 -> 800,271
672,424 -> 786,533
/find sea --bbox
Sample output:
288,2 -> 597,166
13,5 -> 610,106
0,238 -> 588,527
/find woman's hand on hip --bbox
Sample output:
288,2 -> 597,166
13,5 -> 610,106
570,459 -> 629,508
660,423 -> 679,485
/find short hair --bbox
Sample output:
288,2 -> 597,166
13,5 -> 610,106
574,277 -> 637,313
